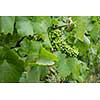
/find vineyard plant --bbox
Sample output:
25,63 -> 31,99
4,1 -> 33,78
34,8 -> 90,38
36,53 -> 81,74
0,16 -> 100,83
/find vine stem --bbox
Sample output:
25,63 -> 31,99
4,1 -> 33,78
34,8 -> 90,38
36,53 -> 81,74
52,25 -> 67,30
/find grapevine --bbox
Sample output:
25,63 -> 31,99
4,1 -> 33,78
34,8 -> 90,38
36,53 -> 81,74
0,16 -> 100,83
48,29 -> 79,57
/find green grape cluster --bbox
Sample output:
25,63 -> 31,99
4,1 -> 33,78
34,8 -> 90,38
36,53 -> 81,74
48,29 -> 79,57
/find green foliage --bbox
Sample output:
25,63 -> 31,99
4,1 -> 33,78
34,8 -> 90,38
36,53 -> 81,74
19,67 -> 40,83
56,52 -> 72,78
0,16 -> 15,35
0,16 -> 100,83
36,47 -> 58,66
0,47 -> 24,82
15,17 -> 34,36
0,33 -> 19,48
55,51 -> 89,82
31,16 -> 51,34
72,16 -> 87,42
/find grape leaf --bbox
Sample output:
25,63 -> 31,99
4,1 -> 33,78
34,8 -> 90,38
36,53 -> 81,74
73,16 -> 87,42
56,51 -> 85,81
0,33 -> 19,48
19,67 -> 40,83
40,67 -> 48,80
90,23 -> 100,41
32,16 -> 51,34
75,40 -> 89,57
40,47 -> 58,61
26,67 -> 40,83
0,47 -> 24,82
15,17 -> 34,36
36,47 -> 58,66
18,38 -> 41,61
56,52 -> 72,78
19,66 -> 48,83
0,16 -> 15,34
71,58 -> 80,80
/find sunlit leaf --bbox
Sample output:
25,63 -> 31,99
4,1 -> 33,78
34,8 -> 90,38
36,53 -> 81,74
0,16 -> 15,34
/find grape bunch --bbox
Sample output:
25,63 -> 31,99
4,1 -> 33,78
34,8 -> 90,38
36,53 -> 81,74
48,29 -> 79,57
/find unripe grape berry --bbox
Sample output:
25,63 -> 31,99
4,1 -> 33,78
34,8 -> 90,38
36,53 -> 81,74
48,29 -> 79,57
